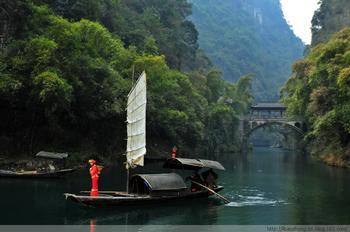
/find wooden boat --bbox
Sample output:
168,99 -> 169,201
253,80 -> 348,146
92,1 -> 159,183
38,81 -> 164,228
0,168 -> 75,178
64,157 -> 226,207
0,151 -> 75,178
64,71 -> 226,207
64,173 -> 224,207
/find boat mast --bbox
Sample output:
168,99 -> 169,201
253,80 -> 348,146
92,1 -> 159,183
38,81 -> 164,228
126,65 -> 134,194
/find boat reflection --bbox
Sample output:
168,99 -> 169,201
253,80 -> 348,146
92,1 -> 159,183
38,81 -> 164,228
89,219 -> 96,232
65,198 -> 221,225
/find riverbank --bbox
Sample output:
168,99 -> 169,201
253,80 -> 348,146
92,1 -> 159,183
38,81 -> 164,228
319,153 -> 350,168
308,144 -> 350,168
0,141 -> 173,171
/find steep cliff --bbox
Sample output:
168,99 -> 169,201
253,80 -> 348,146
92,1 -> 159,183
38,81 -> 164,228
312,0 -> 350,46
189,0 -> 304,101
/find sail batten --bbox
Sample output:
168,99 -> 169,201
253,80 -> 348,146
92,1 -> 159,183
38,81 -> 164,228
126,71 -> 147,168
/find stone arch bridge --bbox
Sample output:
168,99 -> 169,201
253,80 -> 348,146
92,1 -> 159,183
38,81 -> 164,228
239,103 -> 306,151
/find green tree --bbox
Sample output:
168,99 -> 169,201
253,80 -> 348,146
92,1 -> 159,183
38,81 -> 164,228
0,0 -> 252,159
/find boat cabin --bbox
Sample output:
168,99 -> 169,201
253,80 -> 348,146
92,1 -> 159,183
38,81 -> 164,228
163,158 -> 225,171
35,151 -> 68,159
129,173 -> 188,197
163,158 -> 225,192
35,151 -> 69,170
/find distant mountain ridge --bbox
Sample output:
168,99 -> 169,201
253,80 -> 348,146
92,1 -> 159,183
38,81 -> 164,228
189,0 -> 304,101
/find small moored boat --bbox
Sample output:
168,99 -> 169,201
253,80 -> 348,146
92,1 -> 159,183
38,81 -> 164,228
0,169 -> 75,178
0,151 -> 75,178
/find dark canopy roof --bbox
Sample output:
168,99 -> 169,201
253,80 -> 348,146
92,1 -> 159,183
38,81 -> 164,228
163,158 -> 225,171
251,103 -> 286,110
35,151 -> 68,159
130,173 -> 187,191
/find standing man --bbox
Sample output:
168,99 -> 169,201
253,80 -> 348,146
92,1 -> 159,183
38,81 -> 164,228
88,159 -> 100,196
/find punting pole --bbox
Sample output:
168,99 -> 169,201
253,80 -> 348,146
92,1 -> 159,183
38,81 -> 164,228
191,180 -> 230,204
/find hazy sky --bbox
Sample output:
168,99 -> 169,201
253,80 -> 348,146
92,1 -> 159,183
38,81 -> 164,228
280,0 -> 320,44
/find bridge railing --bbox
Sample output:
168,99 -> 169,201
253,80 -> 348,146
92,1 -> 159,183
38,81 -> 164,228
241,115 -> 304,121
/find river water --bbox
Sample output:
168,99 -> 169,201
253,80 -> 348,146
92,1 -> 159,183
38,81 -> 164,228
1,147 -> 350,225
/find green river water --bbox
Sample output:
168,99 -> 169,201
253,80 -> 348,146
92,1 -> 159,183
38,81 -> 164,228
1,147 -> 350,225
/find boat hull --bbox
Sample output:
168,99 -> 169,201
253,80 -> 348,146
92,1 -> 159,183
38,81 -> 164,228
0,169 -> 75,178
64,186 -> 224,207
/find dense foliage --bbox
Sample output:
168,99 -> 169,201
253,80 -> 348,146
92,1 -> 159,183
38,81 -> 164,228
311,0 -> 350,46
0,1 -> 252,158
34,0 -> 210,72
282,29 -> 350,166
189,0 -> 304,101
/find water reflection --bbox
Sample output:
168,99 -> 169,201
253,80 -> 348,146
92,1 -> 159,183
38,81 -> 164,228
64,198 -> 220,225
89,219 -> 96,232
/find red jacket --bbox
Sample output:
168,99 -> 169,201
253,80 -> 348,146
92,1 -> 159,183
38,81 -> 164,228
89,164 -> 99,179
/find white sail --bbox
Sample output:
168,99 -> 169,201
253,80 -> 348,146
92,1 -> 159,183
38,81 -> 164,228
126,71 -> 147,168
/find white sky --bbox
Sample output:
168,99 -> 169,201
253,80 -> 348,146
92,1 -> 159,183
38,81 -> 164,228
280,0 -> 320,44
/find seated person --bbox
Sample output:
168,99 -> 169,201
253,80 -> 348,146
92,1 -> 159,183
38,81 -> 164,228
201,168 -> 218,190
186,171 -> 204,192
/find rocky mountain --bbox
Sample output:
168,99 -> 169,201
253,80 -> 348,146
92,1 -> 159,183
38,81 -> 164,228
189,0 -> 304,101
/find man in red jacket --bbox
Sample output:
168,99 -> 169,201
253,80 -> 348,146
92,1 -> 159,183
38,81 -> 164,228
88,159 -> 100,196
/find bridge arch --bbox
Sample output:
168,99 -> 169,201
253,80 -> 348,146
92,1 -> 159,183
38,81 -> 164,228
245,121 -> 304,139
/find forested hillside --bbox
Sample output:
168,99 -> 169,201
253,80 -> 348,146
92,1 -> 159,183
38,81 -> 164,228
32,0 -> 212,71
312,0 -> 350,46
0,0 -> 252,158
282,29 -> 350,167
189,0 -> 304,101
282,0 -> 350,167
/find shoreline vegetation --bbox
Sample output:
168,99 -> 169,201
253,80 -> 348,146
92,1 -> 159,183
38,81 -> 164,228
281,0 -> 350,169
1,148 -> 349,172
0,139 -> 176,171
282,29 -> 350,170
319,154 -> 350,168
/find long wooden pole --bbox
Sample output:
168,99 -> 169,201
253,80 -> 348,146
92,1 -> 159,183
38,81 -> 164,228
126,65 -> 135,194
191,180 -> 230,204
